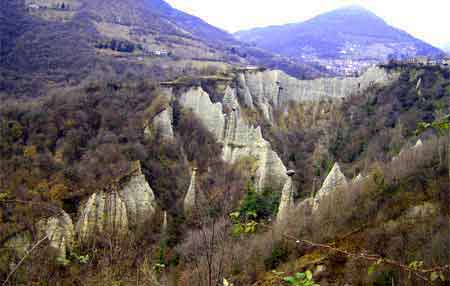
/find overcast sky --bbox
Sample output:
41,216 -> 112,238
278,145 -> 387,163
165,0 -> 450,48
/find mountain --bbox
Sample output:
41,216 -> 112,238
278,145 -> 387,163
0,0 -> 326,97
1,1 -> 449,284
440,42 -> 450,54
235,6 -> 444,70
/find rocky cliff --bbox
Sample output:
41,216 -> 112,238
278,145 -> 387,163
235,66 -> 396,121
38,210 -> 75,259
176,85 -> 287,191
145,107 -> 175,141
313,163 -> 348,210
179,87 -> 226,141
276,172 -> 295,224
161,66 -> 395,192
184,168 -> 198,214
76,162 -> 157,240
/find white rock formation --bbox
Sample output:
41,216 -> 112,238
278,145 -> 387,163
184,168 -> 198,214
38,210 -> 74,258
414,139 -> 423,149
223,110 -> 288,191
276,172 -> 295,223
352,173 -> 364,183
145,108 -> 174,140
236,67 -> 397,121
403,202 -> 438,220
179,87 -> 225,141
76,191 -> 128,241
174,67 -> 394,192
76,162 -> 156,240
393,139 -> 425,162
178,87 -> 287,191
314,163 -> 348,210
120,169 -> 157,229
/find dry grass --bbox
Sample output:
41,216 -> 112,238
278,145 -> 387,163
28,9 -> 76,22
94,22 -> 133,42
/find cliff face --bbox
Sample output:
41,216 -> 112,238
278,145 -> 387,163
179,87 -> 226,141
38,211 -> 75,259
315,163 -> 348,200
276,174 -> 295,224
145,108 -> 175,141
166,66 -> 395,192
175,85 -> 287,191
76,191 -> 129,241
235,66 -> 397,121
184,168 -> 198,214
76,162 -> 157,241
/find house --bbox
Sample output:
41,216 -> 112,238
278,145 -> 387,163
442,57 -> 450,66
28,3 -> 40,9
153,50 -> 168,56
409,56 -> 429,65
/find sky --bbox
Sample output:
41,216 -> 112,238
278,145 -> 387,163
165,0 -> 450,48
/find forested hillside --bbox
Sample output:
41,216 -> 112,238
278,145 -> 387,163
0,63 -> 448,285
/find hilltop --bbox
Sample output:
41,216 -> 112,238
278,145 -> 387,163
235,6 -> 444,74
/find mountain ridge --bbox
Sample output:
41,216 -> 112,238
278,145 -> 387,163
234,6 -> 444,71
0,0 -> 328,95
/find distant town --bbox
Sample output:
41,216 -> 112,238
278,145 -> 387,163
309,55 -> 450,77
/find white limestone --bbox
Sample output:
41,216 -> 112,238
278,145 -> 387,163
76,162 -> 156,240
352,173 -> 364,183
184,168 -> 198,214
276,175 -> 295,223
146,108 -> 174,141
76,191 -> 128,241
314,163 -> 348,210
120,171 -> 157,229
178,87 -> 288,191
38,210 -> 74,258
414,139 -> 423,149
236,67 -> 397,121
174,67 -> 394,193
179,87 -> 225,141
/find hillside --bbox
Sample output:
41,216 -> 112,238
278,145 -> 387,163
0,63 -> 448,285
0,0 -> 327,99
0,2 -> 449,285
235,6 -> 444,73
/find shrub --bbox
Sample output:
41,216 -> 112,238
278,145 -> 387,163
237,182 -> 281,221
264,241 -> 289,270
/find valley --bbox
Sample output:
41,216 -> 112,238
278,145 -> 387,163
0,1 -> 449,285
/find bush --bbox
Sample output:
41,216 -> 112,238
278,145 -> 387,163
237,182 -> 281,221
264,241 -> 289,270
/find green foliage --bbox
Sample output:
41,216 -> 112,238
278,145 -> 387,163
367,258 -> 384,276
314,159 -> 334,178
229,211 -> 258,236
153,263 -> 166,274
416,114 -> 449,136
264,242 -> 289,270
237,182 -> 281,220
283,271 -> 319,286
56,256 -> 70,266
373,270 -> 395,286
56,252 -> 89,266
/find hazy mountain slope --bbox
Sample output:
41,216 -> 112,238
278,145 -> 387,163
441,42 -> 450,54
0,0 -> 326,96
235,6 -> 444,61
